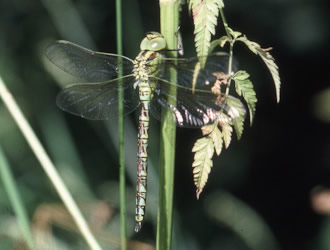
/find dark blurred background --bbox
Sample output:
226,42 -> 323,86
0,0 -> 330,249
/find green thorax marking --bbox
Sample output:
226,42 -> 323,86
133,50 -> 164,101
133,50 -> 164,81
132,31 -> 167,98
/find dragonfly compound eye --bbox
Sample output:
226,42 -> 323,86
140,32 -> 166,51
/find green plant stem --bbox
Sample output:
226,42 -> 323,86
219,8 -> 234,96
219,8 -> 231,42
225,43 -> 234,96
157,1 -> 179,250
116,0 -> 127,249
0,146 -> 36,250
0,75 -> 102,250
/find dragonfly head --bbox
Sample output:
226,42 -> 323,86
140,31 -> 166,52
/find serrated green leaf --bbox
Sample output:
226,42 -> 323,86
189,0 -> 201,12
219,119 -> 232,148
208,36 -> 229,54
193,166 -> 202,173
233,70 -> 257,124
201,123 -> 216,135
237,35 -> 281,102
191,0 -> 222,67
258,48 -> 281,103
192,160 -> 204,167
192,135 -> 215,199
233,70 -> 249,81
195,149 -> 210,161
226,96 -> 246,139
192,137 -> 209,152
237,35 -> 258,54
232,115 -> 245,140
211,126 -> 223,155
226,96 -> 246,119
214,0 -> 224,8
218,111 -> 232,125
206,139 -> 215,158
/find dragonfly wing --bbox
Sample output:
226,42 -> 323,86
56,75 -> 139,120
46,40 -> 134,82
160,53 -> 238,90
150,78 -> 240,128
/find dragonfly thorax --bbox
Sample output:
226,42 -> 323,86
133,59 -> 149,82
133,50 -> 163,83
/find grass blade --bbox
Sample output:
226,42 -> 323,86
116,0 -> 127,249
0,146 -> 36,250
0,75 -> 102,250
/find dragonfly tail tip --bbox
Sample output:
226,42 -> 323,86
135,222 -> 142,232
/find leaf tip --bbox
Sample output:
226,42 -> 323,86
196,189 -> 202,200
276,90 -> 281,103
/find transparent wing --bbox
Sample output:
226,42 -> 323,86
152,53 -> 237,91
150,77 -> 240,128
56,75 -> 139,120
46,40 -> 134,82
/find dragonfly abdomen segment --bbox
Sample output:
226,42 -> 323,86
135,83 -> 152,232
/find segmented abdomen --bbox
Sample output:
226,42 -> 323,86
135,84 -> 151,232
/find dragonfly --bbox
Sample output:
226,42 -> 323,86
46,31 -> 244,232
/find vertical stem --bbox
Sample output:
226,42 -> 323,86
225,43 -> 234,96
219,8 -> 234,95
115,0 -> 127,249
219,8 -> 232,41
158,1 -> 179,249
